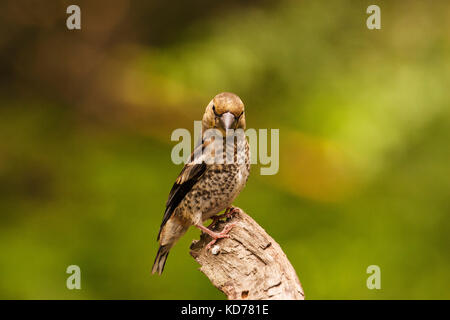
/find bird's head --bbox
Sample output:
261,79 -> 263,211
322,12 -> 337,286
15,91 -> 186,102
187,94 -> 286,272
202,92 -> 246,136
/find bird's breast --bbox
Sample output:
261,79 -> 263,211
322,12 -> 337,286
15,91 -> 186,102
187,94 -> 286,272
177,139 -> 250,223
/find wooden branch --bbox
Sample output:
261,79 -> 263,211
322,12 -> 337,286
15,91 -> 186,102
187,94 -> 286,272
190,209 -> 305,300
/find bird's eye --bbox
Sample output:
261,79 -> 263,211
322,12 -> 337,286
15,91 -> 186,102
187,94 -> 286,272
212,105 -> 221,117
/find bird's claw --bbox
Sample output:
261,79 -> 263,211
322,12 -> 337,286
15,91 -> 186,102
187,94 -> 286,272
224,206 -> 243,218
205,222 -> 237,251
227,206 -> 243,217
209,206 -> 241,226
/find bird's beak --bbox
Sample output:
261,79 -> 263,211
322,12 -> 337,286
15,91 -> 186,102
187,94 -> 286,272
220,112 -> 235,131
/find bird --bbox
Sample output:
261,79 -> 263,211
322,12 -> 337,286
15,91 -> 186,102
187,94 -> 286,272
152,92 -> 251,275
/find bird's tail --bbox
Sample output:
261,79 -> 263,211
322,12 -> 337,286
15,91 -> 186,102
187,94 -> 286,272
152,245 -> 171,275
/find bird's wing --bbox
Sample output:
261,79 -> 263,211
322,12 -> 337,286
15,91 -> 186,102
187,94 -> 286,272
157,141 -> 209,240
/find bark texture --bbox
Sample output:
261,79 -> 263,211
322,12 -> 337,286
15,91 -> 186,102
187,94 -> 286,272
190,209 -> 305,300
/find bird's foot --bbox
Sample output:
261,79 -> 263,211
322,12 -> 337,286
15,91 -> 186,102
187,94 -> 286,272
196,223 -> 237,251
209,206 -> 242,227
205,223 -> 237,250
226,206 -> 243,217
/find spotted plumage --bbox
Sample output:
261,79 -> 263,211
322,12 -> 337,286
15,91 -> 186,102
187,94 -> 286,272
152,92 -> 250,275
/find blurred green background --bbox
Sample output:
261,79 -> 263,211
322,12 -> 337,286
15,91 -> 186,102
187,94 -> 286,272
0,0 -> 449,299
